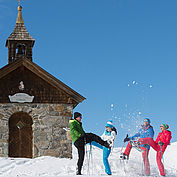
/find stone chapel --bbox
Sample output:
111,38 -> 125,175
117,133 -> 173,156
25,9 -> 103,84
0,3 -> 85,158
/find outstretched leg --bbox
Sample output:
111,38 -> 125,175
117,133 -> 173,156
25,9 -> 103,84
91,141 -> 103,149
86,133 -> 110,148
139,138 -> 159,151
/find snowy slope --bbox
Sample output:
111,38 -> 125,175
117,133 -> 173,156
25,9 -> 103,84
0,142 -> 176,177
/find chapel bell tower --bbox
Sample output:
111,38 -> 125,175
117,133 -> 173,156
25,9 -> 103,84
5,1 -> 35,64
0,1 -> 85,159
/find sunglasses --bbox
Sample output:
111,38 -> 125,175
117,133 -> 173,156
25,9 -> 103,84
160,126 -> 164,128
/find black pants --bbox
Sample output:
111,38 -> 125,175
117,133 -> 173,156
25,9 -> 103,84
74,133 -> 109,173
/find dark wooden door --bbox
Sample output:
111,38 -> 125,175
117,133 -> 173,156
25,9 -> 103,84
9,112 -> 33,158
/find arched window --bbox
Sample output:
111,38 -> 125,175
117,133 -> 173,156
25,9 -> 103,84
16,43 -> 26,56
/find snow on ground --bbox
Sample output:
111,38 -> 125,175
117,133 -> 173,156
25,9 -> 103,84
0,143 -> 177,177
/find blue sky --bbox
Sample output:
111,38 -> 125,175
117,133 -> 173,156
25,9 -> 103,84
0,0 -> 177,146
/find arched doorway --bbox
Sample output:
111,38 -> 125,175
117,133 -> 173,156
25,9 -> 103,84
9,112 -> 33,158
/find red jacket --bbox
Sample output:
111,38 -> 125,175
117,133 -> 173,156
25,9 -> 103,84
155,130 -> 172,146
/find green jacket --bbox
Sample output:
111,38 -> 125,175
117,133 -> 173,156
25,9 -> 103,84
69,119 -> 85,143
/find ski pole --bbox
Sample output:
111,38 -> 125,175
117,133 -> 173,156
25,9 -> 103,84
90,144 -> 93,175
141,157 -> 144,175
84,137 -> 89,175
87,143 -> 92,176
85,144 -> 88,175
121,142 -> 125,153
86,144 -> 90,175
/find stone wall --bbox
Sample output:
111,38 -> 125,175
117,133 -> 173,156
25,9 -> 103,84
0,103 -> 73,158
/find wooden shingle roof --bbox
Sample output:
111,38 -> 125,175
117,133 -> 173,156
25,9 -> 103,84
0,58 -> 86,107
5,5 -> 35,47
6,23 -> 34,41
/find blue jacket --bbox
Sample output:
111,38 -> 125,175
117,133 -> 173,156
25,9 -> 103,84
130,125 -> 154,149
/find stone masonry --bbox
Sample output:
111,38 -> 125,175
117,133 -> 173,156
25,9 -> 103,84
0,103 -> 73,158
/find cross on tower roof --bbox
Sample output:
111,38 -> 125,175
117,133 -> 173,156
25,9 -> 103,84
19,0 -> 21,6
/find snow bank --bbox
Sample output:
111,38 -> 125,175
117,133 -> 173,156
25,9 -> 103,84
0,143 -> 176,177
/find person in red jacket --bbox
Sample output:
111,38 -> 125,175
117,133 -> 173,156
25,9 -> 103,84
139,124 -> 172,176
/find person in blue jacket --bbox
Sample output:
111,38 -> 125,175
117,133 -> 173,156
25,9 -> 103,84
120,118 -> 154,176
92,120 -> 117,175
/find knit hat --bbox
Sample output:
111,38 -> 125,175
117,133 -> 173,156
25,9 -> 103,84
161,124 -> 169,130
105,120 -> 113,128
144,118 -> 151,124
74,112 -> 82,119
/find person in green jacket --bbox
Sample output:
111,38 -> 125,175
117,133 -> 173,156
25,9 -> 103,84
69,112 -> 110,175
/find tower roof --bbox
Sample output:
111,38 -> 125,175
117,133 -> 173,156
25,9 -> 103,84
6,4 -> 35,47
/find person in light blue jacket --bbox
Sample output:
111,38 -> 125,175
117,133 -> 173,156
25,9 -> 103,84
92,120 -> 117,175
120,118 -> 154,176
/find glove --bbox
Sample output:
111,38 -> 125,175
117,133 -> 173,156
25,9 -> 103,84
107,139 -> 113,147
124,134 -> 130,143
158,141 -> 164,146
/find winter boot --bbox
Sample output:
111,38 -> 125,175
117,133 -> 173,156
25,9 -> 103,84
120,152 -> 129,160
76,167 -> 82,175
130,141 -> 142,152
76,171 -> 82,175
